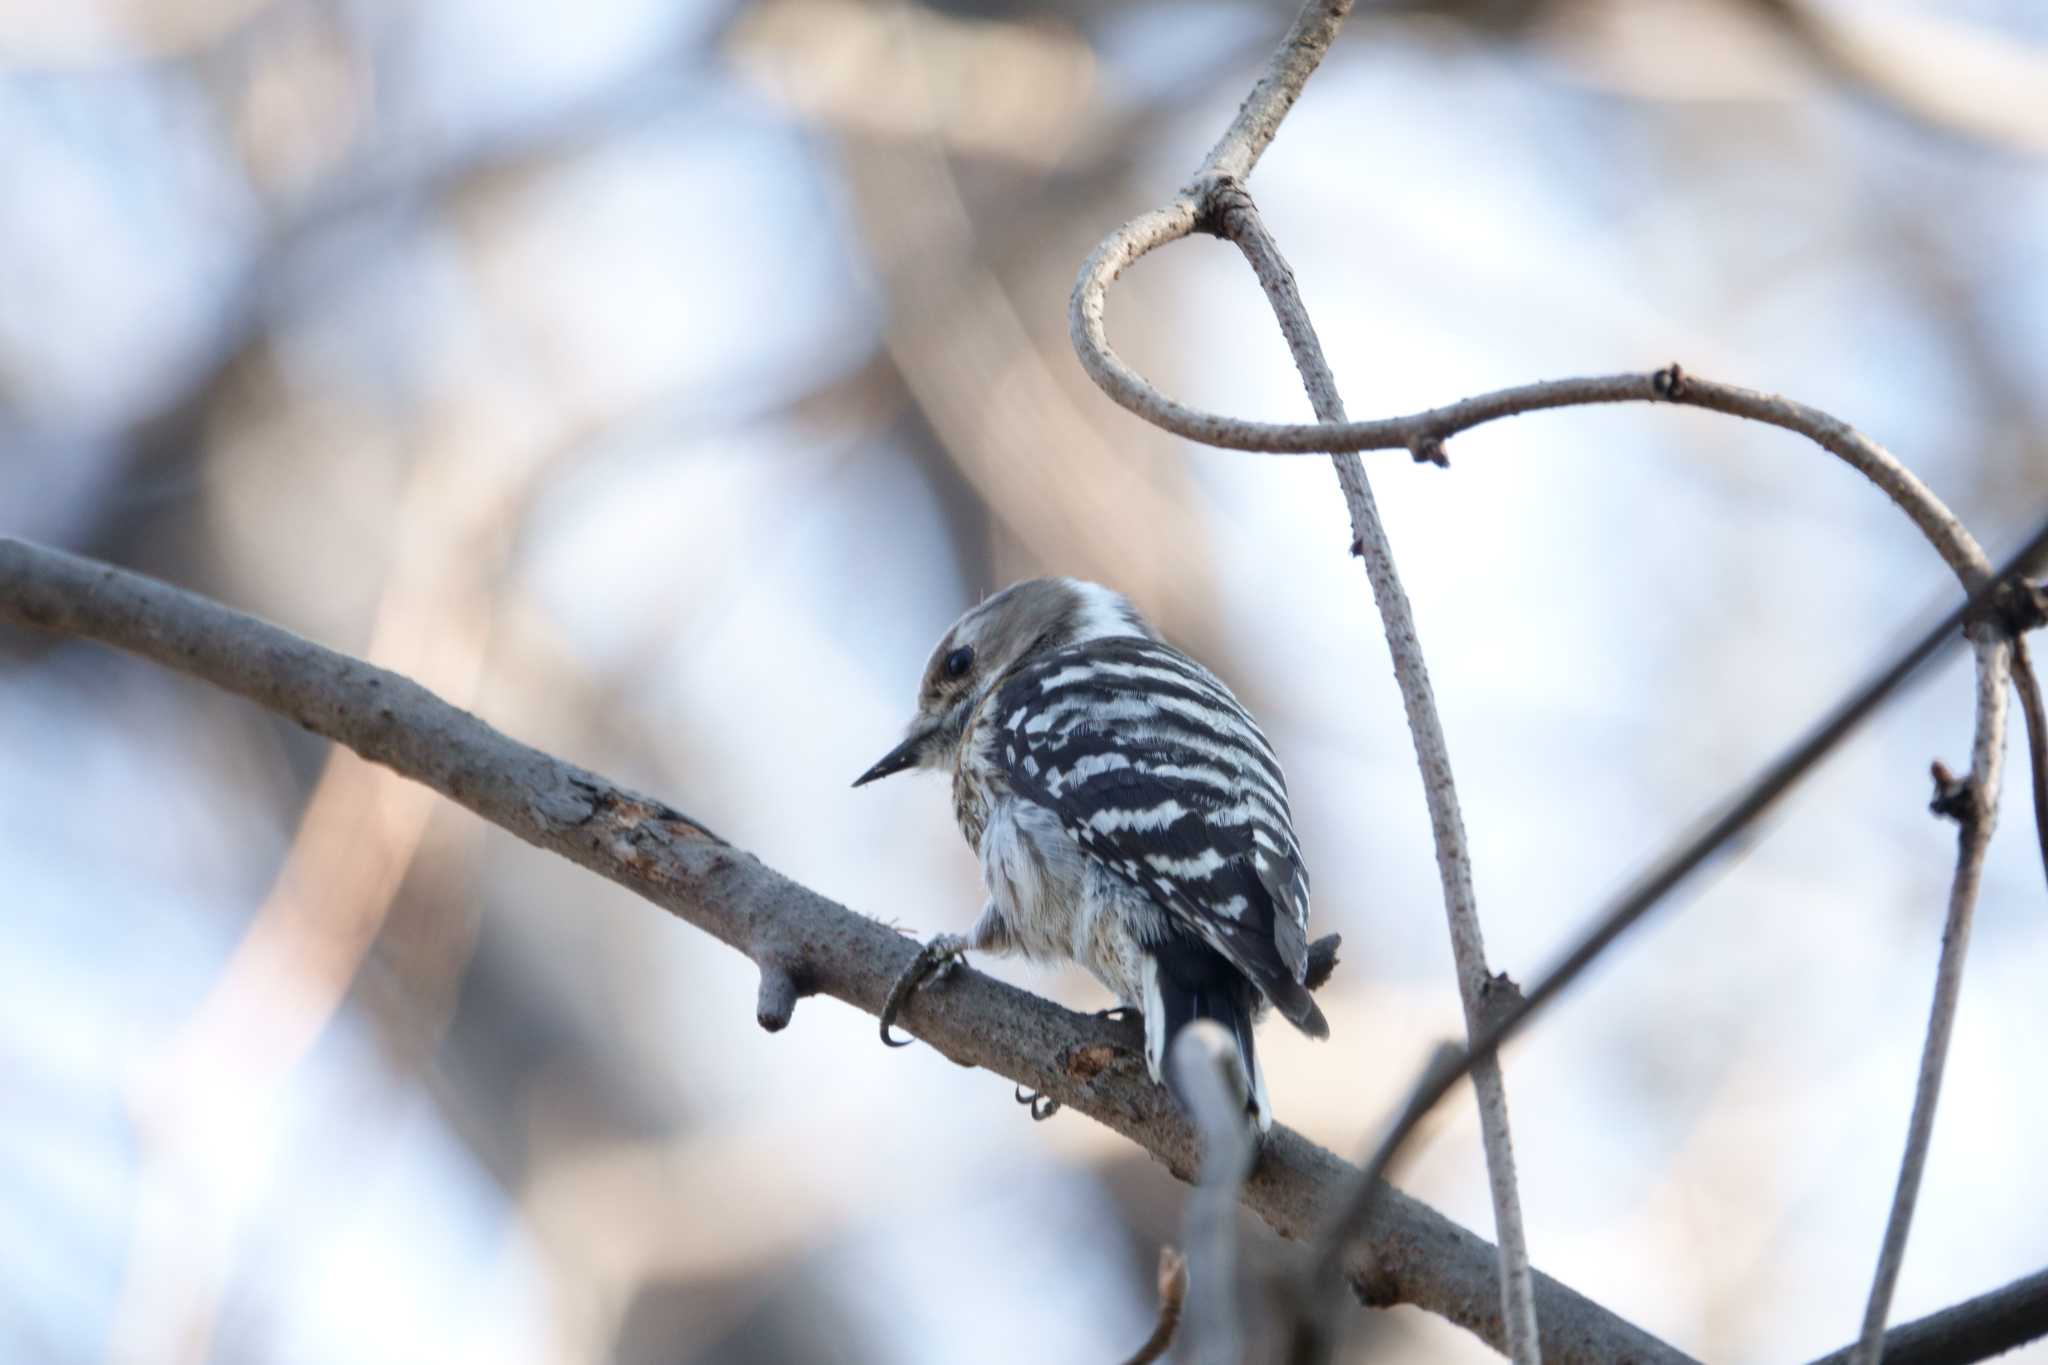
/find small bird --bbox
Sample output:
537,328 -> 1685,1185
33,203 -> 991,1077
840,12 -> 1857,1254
854,577 -> 1328,1130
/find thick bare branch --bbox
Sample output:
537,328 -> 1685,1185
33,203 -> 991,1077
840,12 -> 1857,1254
0,535 -> 1691,1365
1811,1265 -> 2048,1365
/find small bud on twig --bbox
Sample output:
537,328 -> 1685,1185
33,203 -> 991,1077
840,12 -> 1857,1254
1928,760 -> 1978,825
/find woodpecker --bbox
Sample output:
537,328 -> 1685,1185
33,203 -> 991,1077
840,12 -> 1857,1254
854,577 -> 1328,1130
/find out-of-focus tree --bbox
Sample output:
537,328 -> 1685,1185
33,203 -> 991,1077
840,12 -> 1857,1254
3,1 -> 2047,1362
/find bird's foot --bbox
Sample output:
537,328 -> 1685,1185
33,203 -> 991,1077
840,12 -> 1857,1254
1014,1086 -> 1062,1121
879,933 -> 970,1047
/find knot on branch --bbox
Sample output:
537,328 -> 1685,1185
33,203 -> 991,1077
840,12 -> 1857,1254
1347,1255 -> 1402,1311
1971,575 -> 2048,641
1191,172 -> 1257,239
1652,363 -> 1689,400
754,954 -> 813,1032
1061,1040 -> 1122,1084
1408,435 -> 1450,468
1476,970 -> 1526,1034
1928,760 -> 1984,827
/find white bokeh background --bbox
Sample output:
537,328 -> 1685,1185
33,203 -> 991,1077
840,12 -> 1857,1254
3,1 -> 2046,1361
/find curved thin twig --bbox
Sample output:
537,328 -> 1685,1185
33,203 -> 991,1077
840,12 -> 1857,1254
2006,637 -> 2048,898
1197,0 -> 1355,183
1850,633 -> 2011,1365
1069,10 -> 2023,1357
1208,178 -> 1541,1364
1074,288 -> 1990,583
1120,1247 -> 1190,1365
0,535 -> 1693,1365
1065,2 -> 1543,1354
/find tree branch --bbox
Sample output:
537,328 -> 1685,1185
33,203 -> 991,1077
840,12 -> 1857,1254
1196,0 -> 1354,183
1120,1247 -> 1190,1365
1811,1265 -> 2048,1365
1068,2 -> 1542,1353
1289,519 -> 2048,1353
1063,324 -> 1992,586
1205,177 -> 1541,1365
1850,633 -> 2011,1365
1061,4 -> 2045,1360
0,535 -> 1692,1364
1070,14 -> 2025,1354
2006,637 -> 2048,900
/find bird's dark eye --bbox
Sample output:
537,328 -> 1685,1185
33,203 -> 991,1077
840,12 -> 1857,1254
943,645 -> 975,679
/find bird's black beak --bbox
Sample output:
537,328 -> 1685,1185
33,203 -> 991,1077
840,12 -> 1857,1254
853,729 -> 928,787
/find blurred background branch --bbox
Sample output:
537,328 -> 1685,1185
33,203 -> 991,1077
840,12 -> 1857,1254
1169,1022 -> 1258,1365
5,1 -> 2048,1362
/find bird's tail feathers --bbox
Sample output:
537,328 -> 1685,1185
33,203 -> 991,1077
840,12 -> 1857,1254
1144,950 -> 1271,1133
1261,971 -> 1329,1040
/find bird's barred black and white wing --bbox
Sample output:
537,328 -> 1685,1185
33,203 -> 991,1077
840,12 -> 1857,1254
986,636 -> 1327,1037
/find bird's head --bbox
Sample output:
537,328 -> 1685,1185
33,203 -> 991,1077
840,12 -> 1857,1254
853,577 -> 1156,787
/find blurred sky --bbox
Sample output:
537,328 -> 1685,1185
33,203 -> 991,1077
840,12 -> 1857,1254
3,1 -> 2048,1362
